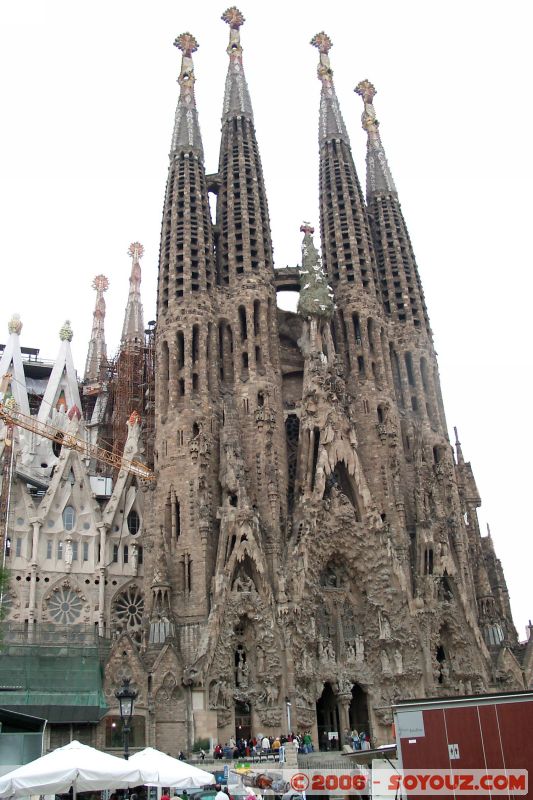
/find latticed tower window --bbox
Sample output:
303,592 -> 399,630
285,414 -> 300,513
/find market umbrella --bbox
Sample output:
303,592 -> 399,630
0,740 -> 144,799
129,747 -> 215,788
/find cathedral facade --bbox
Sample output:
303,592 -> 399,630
0,8 -> 531,756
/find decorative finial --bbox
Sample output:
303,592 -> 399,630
67,404 -> 82,421
355,79 -> 376,104
128,242 -> 144,261
8,314 -> 22,335
222,6 -> 245,29
310,32 -> 332,54
59,320 -> 73,342
300,221 -> 315,236
486,523 -> 491,538
128,410 -> 142,427
92,275 -> 109,293
173,33 -> 199,56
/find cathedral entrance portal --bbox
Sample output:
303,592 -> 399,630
349,684 -> 370,737
235,700 -> 252,742
316,682 -> 340,751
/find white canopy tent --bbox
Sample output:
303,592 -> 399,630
0,740 -> 144,799
129,748 -> 215,789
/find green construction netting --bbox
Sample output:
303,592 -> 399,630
0,644 -> 108,723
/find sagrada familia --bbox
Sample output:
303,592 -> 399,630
1,8 -> 531,755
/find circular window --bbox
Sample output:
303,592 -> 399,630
83,522 -> 90,530
112,585 -> 144,643
47,587 -> 83,624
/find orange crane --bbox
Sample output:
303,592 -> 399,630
0,395 -> 155,563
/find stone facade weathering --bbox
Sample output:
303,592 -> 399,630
1,8 -> 532,756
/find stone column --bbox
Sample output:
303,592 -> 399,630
337,692 -> 352,738
97,522 -> 108,635
27,519 -> 41,637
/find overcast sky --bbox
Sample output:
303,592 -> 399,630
1,1 -> 531,638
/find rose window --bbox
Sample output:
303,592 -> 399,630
112,585 -> 144,639
47,588 -> 83,624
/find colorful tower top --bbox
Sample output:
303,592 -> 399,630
311,32 -> 350,147
84,275 -> 108,383
171,33 -> 203,157
355,79 -> 396,196
121,243 -> 145,345
221,7 -> 253,122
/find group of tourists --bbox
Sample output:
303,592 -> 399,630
213,731 -> 314,760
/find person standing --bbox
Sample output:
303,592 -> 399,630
214,784 -> 229,800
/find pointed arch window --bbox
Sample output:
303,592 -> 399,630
63,506 -> 76,531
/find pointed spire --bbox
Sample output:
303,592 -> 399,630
355,79 -> 396,196
454,425 -> 464,465
171,32 -> 203,156
221,7 -> 253,122
311,33 -> 350,147
84,275 -> 108,383
298,222 -> 334,320
121,243 -> 145,345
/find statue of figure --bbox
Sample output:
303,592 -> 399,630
236,646 -> 248,687
321,639 -> 336,663
315,462 -> 326,498
260,678 -> 279,707
440,660 -> 450,684
345,643 -> 356,663
380,649 -> 392,675
131,544 -> 138,571
355,635 -> 365,663
394,649 -> 403,675
64,538 -> 73,567
301,648 -> 312,673
210,680 -> 223,709
256,645 -> 265,674
378,610 -> 392,640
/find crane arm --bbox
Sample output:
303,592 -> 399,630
0,402 -> 154,481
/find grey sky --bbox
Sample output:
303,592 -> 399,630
1,0 -> 531,636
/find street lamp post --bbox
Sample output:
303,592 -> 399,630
115,677 -> 138,761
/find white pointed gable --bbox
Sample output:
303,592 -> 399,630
38,322 -> 82,423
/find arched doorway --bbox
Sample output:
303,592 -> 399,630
349,684 -> 370,736
235,699 -> 251,741
316,682 -> 340,751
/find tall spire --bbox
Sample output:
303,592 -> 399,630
221,7 -> 253,122
355,80 -> 396,196
454,426 -> 465,465
312,33 -> 377,294
311,32 -> 350,147
121,243 -> 145,345
216,7 -> 274,284
355,79 -> 432,336
84,275 -> 108,383
171,33 -> 203,157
